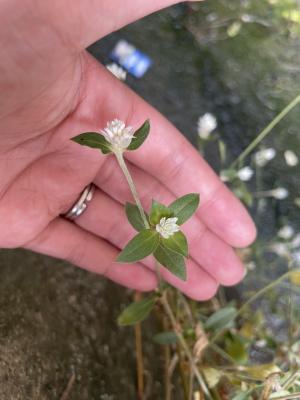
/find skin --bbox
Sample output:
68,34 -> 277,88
0,0 -> 256,300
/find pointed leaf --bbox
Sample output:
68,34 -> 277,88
205,306 -> 237,331
117,230 -> 159,263
154,244 -> 186,280
71,132 -> 112,154
153,331 -> 178,345
127,119 -> 150,151
125,202 -> 148,232
118,295 -> 156,326
169,193 -> 200,225
162,231 -> 188,257
149,200 -> 174,225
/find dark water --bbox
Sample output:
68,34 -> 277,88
1,4 -> 300,399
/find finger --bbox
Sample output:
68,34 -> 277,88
64,53 -> 256,248
39,0 -> 197,49
94,158 -> 245,285
24,218 -> 158,292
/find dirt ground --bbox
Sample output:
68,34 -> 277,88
0,249 -> 168,399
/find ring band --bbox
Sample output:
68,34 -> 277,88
64,183 -> 95,220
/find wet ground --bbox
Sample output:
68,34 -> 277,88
1,4 -> 300,399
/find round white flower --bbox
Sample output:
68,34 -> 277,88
284,150 -> 298,167
277,225 -> 294,240
269,242 -> 289,257
272,187 -> 289,200
237,166 -> 254,181
156,217 -> 180,239
254,148 -> 276,167
106,63 -> 127,81
101,119 -> 134,151
197,113 -> 217,140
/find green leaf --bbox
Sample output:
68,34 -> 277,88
125,202 -> 147,232
169,193 -> 200,225
225,334 -> 248,364
154,244 -> 186,280
153,331 -> 178,345
71,132 -> 112,154
162,231 -> 188,257
127,120 -> 150,151
117,230 -> 159,263
149,200 -> 174,225
204,306 -> 237,331
118,295 -> 156,326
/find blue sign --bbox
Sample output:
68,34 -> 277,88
110,40 -> 152,78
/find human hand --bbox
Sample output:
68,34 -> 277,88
0,0 -> 256,300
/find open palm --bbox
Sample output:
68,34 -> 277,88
0,0 -> 256,300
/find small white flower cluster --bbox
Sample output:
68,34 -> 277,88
236,166 -> 254,182
220,166 -> 254,183
278,225 -> 294,240
271,187 -> 289,200
284,150 -> 299,167
254,148 -> 276,167
197,113 -> 217,140
106,63 -> 127,81
101,119 -> 134,151
156,217 -> 180,239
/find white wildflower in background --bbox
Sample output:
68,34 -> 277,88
156,217 -> 180,239
291,234 -> 300,249
197,113 -> 217,139
237,166 -> 254,181
101,119 -> 134,151
284,150 -> 298,167
269,242 -> 289,257
277,225 -> 294,240
272,187 -> 289,200
246,261 -> 256,271
106,63 -> 127,81
254,148 -> 276,167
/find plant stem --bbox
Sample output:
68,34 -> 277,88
115,151 -> 149,229
161,292 -> 212,399
134,292 -> 145,400
116,150 -> 211,398
210,270 -> 292,346
230,92 -> 300,169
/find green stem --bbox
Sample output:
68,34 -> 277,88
209,270 -> 292,346
230,92 -> 300,169
115,150 -> 211,398
115,151 -> 149,229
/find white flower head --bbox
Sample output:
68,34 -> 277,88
106,63 -> 127,81
254,148 -> 276,167
197,113 -> 217,140
101,119 -> 134,151
278,225 -> 294,240
237,166 -> 254,181
272,187 -> 289,200
156,217 -> 180,239
284,150 -> 299,167
269,242 -> 289,257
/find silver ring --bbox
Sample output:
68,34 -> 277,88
64,184 -> 95,220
